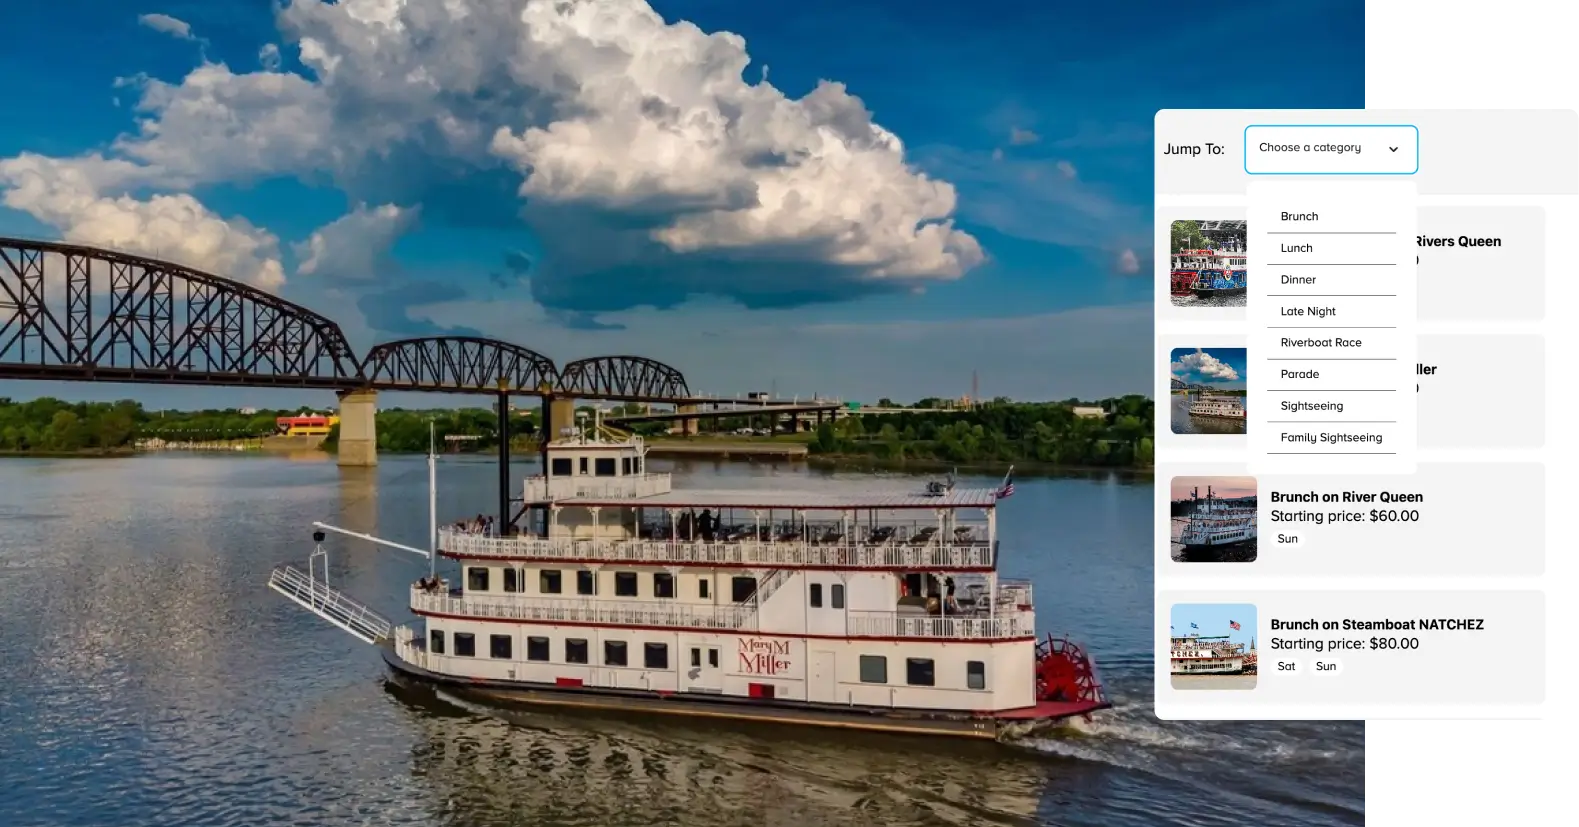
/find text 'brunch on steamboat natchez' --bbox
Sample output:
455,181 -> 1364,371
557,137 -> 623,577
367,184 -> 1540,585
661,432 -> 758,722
1152,109 -> 1568,722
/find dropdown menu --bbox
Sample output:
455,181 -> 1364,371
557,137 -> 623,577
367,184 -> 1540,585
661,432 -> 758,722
1244,124 -> 1418,174
1247,179 -> 1418,474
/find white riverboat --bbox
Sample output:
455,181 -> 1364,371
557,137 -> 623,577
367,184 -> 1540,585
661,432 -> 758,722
1177,485 -> 1257,554
269,422 -> 1110,740
1187,395 -> 1246,420
1170,634 -> 1248,675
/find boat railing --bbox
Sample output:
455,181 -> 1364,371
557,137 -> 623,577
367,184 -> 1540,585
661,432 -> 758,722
846,609 -> 1037,640
522,473 -> 674,501
411,587 -> 756,632
392,622 -> 430,671
439,529 -> 996,569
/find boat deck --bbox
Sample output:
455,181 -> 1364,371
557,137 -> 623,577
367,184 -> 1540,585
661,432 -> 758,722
542,486 -> 1004,510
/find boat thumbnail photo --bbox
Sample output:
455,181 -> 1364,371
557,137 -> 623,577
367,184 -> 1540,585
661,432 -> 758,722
1170,604 -> 1258,691
1170,476 -> 1257,562
1169,219 -> 1247,307
1169,347 -> 1247,435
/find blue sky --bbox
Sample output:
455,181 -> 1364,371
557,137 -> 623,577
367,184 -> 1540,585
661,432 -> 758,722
0,0 -> 1362,410
1170,347 -> 1248,389
1170,603 -> 1257,647
1169,476 -> 1256,501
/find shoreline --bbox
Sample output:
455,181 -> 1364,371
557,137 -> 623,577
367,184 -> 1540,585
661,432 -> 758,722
0,448 -> 138,459
0,441 -> 1153,476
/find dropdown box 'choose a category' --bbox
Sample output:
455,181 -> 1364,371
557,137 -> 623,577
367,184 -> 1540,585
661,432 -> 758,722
1244,125 -> 1418,174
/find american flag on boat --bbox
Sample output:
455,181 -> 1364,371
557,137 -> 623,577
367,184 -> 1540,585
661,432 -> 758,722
996,466 -> 1015,499
1230,620 -> 1242,630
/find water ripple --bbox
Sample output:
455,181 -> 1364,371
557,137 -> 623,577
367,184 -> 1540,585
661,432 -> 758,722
0,456 -> 1361,826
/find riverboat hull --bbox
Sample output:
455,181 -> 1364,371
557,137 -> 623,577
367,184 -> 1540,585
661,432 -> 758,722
1187,411 -> 1246,420
380,641 -> 1109,741
1192,285 -> 1247,298
1180,539 -> 1255,554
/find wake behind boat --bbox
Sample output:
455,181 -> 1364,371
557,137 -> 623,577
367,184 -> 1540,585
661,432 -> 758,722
268,420 -> 1110,741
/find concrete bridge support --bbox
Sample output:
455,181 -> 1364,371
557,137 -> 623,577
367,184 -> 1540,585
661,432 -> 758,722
543,396 -> 576,439
336,388 -> 379,467
676,403 -> 699,436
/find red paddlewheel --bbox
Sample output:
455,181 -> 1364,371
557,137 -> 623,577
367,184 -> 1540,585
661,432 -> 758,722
1034,634 -> 1107,704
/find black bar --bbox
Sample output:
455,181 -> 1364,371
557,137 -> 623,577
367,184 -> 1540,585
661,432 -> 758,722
497,390 -> 511,534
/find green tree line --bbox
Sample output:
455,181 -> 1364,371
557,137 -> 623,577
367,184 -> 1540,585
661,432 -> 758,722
3,396 -> 1154,467
810,395 -> 1154,468
0,397 -> 547,454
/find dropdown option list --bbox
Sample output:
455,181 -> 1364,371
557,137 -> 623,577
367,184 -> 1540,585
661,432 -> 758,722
1247,180 -> 1418,474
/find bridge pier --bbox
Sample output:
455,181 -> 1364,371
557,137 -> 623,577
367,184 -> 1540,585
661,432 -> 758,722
336,388 -> 378,467
674,403 -> 699,436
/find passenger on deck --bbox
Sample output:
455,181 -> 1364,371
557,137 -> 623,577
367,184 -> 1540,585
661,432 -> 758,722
699,509 -> 716,541
678,511 -> 694,541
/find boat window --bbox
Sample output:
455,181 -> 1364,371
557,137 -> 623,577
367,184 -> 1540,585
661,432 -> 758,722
604,640 -> 628,666
622,457 -> 632,475
731,576 -> 758,602
809,583 -> 823,608
566,638 -> 589,664
467,567 -> 489,592
690,647 -> 701,668
615,572 -> 639,597
653,572 -> 675,599
831,584 -> 845,609
490,634 -> 512,659
454,633 -> 476,657
540,569 -> 563,594
429,629 -> 445,655
698,578 -> 710,599
576,570 -> 596,595
502,568 -> 520,593
579,457 -> 589,475
551,457 -> 572,476
527,636 -> 550,661
967,660 -> 986,690
634,457 -> 643,474
859,655 -> 887,683
709,648 -> 719,668
644,643 -> 668,669
906,658 -> 936,687
595,457 -> 616,476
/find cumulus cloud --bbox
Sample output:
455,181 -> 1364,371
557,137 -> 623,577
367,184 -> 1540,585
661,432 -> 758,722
1171,348 -> 1240,382
1056,160 -> 1077,179
294,203 -> 419,282
920,145 -> 1141,251
1009,126 -> 1040,145
258,43 -> 282,71
137,13 -> 196,41
1116,248 -> 1139,273
1,0 -> 984,322
0,153 -> 285,291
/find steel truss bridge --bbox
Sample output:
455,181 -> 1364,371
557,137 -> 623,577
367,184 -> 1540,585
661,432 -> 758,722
0,237 -> 818,528
0,237 -> 718,403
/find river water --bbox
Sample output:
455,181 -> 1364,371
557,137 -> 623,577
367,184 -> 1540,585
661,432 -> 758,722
0,454 -> 1362,827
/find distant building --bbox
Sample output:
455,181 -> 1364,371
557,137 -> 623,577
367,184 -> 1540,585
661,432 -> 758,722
238,406 -> 258,415
1072,406 -> 1106,418
276,414 -> 339,436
